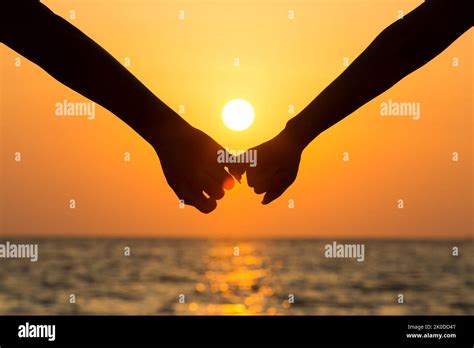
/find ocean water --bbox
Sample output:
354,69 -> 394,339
0,239 -> 472,315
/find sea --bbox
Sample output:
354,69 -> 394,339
0,238 -> 472,315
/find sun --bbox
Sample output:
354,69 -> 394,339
222,99 -> 254,131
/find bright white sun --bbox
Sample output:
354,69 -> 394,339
222,99 -> 254,131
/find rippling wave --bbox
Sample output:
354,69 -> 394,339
0,239 -> 472,315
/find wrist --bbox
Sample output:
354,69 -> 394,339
283,114 -> 318,152
152,112 -> 189,155
139,99 -> 189,154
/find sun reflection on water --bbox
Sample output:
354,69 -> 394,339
179,242 -> 281,315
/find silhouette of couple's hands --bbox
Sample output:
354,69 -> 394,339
153,114 -> 303,211
153,118 -> 234,213
153,112 -> 303,211
229,128 -> 303,205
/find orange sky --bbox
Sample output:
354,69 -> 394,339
1,0 -> 472,238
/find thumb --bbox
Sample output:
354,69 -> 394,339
262,172 -> 293,205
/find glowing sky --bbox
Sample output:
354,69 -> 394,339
1,0 -> 472,238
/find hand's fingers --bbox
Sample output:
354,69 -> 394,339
262,172 -> 294,205
228,150 -> 253,183
191,181 -> 218,213
190,192 -> 218,214
201,174 -> 225,200
176,182 -> 218,214
254,184 -> 268,195
246,167 -> 257,188
227,162 -> 247,183
246,166 -> 267,189
206,167 -> 235,191
253,172 -> 272,194
253,175 -> 273,195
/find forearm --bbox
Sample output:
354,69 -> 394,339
285,0 -> 472,150
1,1 -> 183,145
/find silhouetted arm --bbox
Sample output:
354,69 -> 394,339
1,0 -> 184,147
1,0 -> 234,213
227,0 -> 472,205
285,0 -> 473,149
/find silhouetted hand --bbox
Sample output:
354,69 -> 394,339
1,0 -> 239,215
153,118 -> 235,213
229,129 -> 303,205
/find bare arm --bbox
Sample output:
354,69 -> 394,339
228,0 -> 472,204
1,1 -> 234,213
1,0 -> 184,147
285,0 -> 473,149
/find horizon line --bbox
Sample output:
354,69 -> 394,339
0,235 -> 472,241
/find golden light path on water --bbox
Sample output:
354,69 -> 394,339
176,242 -> 288,315
0,239 -> 471,315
